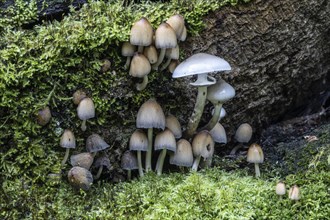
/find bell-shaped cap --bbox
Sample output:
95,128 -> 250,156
173,53 -> 231,78
121,151 -> 138,170
37,106 -> 52,126
192,131 -> 215,159
77,97 -> 95,120
235,123 -> 253,143
86,134 -> 110,153
122,42 -> 136,57
130,17 -> 153,47
179,25 -> 187,41
154,129 -> 176,152
276,181 -> 286,196
247,143 -> 264,164
129,53 -> 151,78
165,45 -> 179,60
129,129 -> 148,151
155,23 -> 177,49
136,99 -> 165,130
94,155 -> 112,170
207,80 -> 235,104
288,185 -> 300,201
68,166 -> 93,191
166,14 -> 185,39
70,152 -> 94,170
165,115 -> 182,139
72,89 -> 87,105
60,129 -> 76,149
143,45 -> 158,64
170,139 -> 193,167
209,122 -> 227,144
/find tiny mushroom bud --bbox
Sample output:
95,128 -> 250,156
37,106 -> 52,126
247,143 -> 264,178
191,131 -> 215,171
70,152 -> 94,170
86,134 -> 110,157
165,115 -> 182,139
276,181 -> 286,199
130,17 -> 153,53
170,139 -> 193,168
94,155 -> 112,180
121,151 -> 138,181
230,123 -> 253,155
288,185 -> 300,202
68,166 -> 93,191
129,129 -> 148,177
72,89 -> 87,105
122,42 -> 136,69
209,122 -> 227,144
60,129 -> 76,166
77,97 -> 95,131
129,53 -> 151,91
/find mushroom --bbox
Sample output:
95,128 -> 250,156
68,166 -> 93,191
72,89 -> 87,105
166,14 -> 185,39
170,139 -> 193,168
130,17 -> 153,53
165,115 -> 182,139
37,106 -> 52,126
168,60 -> 179,74
211,107 -> 227,121
160,45 -> 179,71
230,123 -> 253,155
209,122 -> 227,144
276,181 -> 286,199
129,129 -> 148,177
122,42 -> 136,69
191,131 -> 215,171
172,53 -> 231,139
129,53 -> 151,91
202,79 -> 235,131
70,152 -> 94,170
247,143 -> 264,178
121,151 -> 138,181
86,133 -> 110,157
100,59 -> 111,73
288,185 -> 300,202
60,129 -> 76,166
152,22 -> 177,70
143,45 -> 158,64
154,129 -> 176,175
179,25 -> 187,42
77,97 -> 95,131
136,99 -> 165,172
94,155 -> 112,180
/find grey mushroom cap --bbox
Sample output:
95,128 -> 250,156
60,129 -> 76,149
77,97 -> 95,120
121,151 -> 138,170
170,139 -> 193,167
209,123 -> 227,144
86,134 -> 110,153
121,42 -> 136,57
154,129 -> 176,152
130,17 -> 153,47
235,123 -> 253,143
136,99 -> 166,130
172,53 -> 231,78
68,166 -> 93,191
207,80 -> 236,104
70,152 -> 94,170
94,156 -> 112,170
165,115 -> 182,139
129,129 -> 148,151
192,130 -> 215,159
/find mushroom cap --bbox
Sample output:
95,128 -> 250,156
168,60 -> 179,74
121,151 -> 138,170
68,166 -> 93,191
155,22 -> 177,49
94,155 -> 112,170
70,152 -> 94,170
121,42 -> 136,57
154,129 -> 176,152
207,80 -> 236,104
77,97 -> 95,120
165,115 -> 182,139
212,107 -> 227,120
72,89 -> 87,105
130,17 -> 153,47
235,123 -> 253,143
209,122 -> 227,144
37,106 -> 52,126
170,139 -> 193,167
288,185 -> 300,201
136,99 -> 166,130
143,45 -> 158,64
86,134 -> 110,153
60,129 -> 76,149
172,53 -> 231,78
276,182 -> 286,196
166,14 -> 185,39
192,130 -> 215,159
129,53 -> 151,78
129,129 -> 148,151
165,45 -> 179,60
247,143 -> 264,164
179,25 -> 187,41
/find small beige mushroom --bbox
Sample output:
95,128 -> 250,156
247,143 -> 264,178
60,129 -> 76,166
77,97 -> 95,131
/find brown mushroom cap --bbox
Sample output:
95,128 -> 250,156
154,129 -> 176,152
121,151 -> 138,170
70,152 -> 94,170
37,106 -> 52,126
136,99 -> 165,130
129,53 -> 151,78
166,14 -> 185,39
235,123 -> 253,143
130,17 -> 153,47
143,45 -> 158,64
288,185 -> 300,201
68,166 -> 93,191
192,130 -> 215,159
165,115 -> 182,139
60,129 -> 76,149
155,23 -> 177,49
165,45 -> 179,60
72,89 -> 87,105
122,42 -> 136,57
86,134 -> 110,153
77,97 -> 95,120
247,143 -> 264,164
170,139 -> 193,167
129,129 -> 148,152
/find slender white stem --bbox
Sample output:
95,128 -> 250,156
192,155 -> 201,171
136,75 -> 148,91
137,151 -> 144,177
81,120 -> 87,131
202,103 -> 223,131
255,163 -> 261,178
61,148 -> 70,166
160,58 -> 171,71
156,149 -> 167,175
145,128 -> 153,172
124,57 -> 132,70
95,166 -> 103,180
152,48 -> 165,70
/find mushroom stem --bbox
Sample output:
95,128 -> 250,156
124,57 -> 132,70
136,75 -> 148,91
230,144 -> 243,155
156,149 -> 167,175
61,148 -> 70,166
254,163 -> 261,178
191,155 -> 201,171
159,58 -> 171,71
152,48 -> 166,70
127,170 -> 132,181
201,103 -> 223,131
137,151 -> 144,177
95,166 -> 104,180
184,86 -> 208,139
138,46 -> 144,53
81,120 -> 87,131
145,128 -> 153,172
